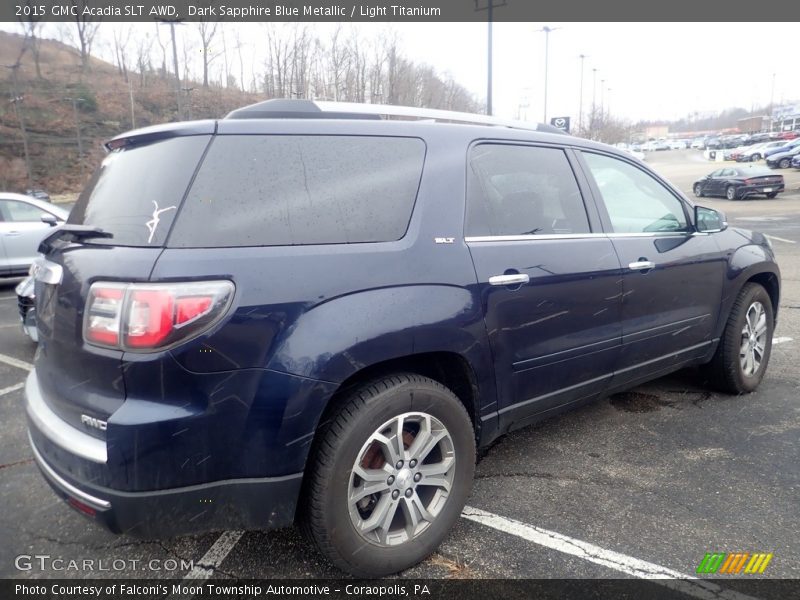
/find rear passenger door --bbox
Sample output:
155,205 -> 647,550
465,143 -> 623,429
577,151 -> 726,387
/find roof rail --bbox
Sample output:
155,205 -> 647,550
224,99 -> 566,134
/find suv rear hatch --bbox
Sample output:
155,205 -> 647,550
33,126 -> 213,438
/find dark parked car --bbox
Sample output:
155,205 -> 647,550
705,137 -> 722,149
694,166 -> 785,200
26,100 -> 781,577
26,189 -> 51,202
766,144 -> 800,169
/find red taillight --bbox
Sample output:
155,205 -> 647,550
67,497 -> 97,517
126,290 -> 174,348
83,281 -> 234,352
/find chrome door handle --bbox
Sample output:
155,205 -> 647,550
489,273 -> 530,286
6,231 -> 21,236
629,260 -> 655,271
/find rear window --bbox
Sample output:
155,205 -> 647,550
168,135 -> 425,247
68,136 -> 211,246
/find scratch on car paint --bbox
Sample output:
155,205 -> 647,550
146,201 -> 177,244
593,308 -> 608,316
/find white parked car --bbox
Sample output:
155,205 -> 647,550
669,139 -> 688,150
623,147 -> 646,161
0,192 -> 69,277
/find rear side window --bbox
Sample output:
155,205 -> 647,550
68,136 -> 211,246
168,135 -> 426,247
466,144 -> 590,237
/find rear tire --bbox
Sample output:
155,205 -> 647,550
779,158 -> 791,169
766,192 -> 778,199
726,185 -> 738,200
751,154 -> 761,161
301,373 -> 475,577
706,283 -> 773,394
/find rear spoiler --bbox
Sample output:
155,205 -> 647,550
104,120 -> 217,152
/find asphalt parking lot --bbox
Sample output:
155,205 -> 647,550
1,150 -> 798,591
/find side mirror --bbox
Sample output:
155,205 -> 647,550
695,205 -> 727,233
41,214 -> 58,227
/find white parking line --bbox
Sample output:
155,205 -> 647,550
0,382 -> 25,397
764,234 -> 796,244
0,352 -> 33,371
461,506 -> 759,600
773,337 -> 793,345
168,530 -> 244,599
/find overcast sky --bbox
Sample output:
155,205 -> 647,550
3,21 -> 798,123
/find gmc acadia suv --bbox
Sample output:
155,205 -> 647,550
26,99 -> 780,577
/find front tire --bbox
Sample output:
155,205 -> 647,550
779,158 -> 791,169
301,373 -> 475,577
751,154 -> 761,161
766,192 -> 778,199
693,184 -> 704,197
706,283 -> 774,394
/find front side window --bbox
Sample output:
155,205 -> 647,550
0,200 -> 49,223
466,144 -> 590,237
582,152 -> 689,234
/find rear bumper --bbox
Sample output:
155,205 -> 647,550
25,368 -> 305,537
29,430 -> 302,537
738,184 -> 784,197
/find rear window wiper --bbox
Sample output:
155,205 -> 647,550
39,225 -> 113,254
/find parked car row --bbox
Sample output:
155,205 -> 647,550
692,130 -> 798,151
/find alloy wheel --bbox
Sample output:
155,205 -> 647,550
348,412 -> 455,547
740,301 -> 768,377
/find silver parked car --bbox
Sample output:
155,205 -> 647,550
0,192 -> 68,277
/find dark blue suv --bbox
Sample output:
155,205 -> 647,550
26,99 -> 780,577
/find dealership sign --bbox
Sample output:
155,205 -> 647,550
550,117 -> 570,132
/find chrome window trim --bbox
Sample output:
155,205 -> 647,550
25,370 -> 108,464
465,231 -> 692,243
28,433 -> 111,510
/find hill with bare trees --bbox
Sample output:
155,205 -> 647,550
0,24 -> 480,195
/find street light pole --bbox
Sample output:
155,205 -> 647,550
475,1 -> 505,116
536,26 -> 561,123
4,63 -> 33,188
578,54 -> 587,133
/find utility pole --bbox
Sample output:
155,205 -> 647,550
475,0 -> 506,116
4,63 -> 33,188
591,67 -> 598,137
159,19 -> 184,120
536,26 -> 561,123
64,97 -> 85,160
600,79 -> 605,116
768,72 -> 776,132
578,54 -> 587,133
128,78 -> 135,128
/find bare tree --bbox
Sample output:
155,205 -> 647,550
70,1 -> 100,71
196,17 -> 218,88
17,2 -> 44,79
135,31 -> 154,87
112,24 -> 131,81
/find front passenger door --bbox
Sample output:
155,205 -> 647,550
578,151 -> 727,387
